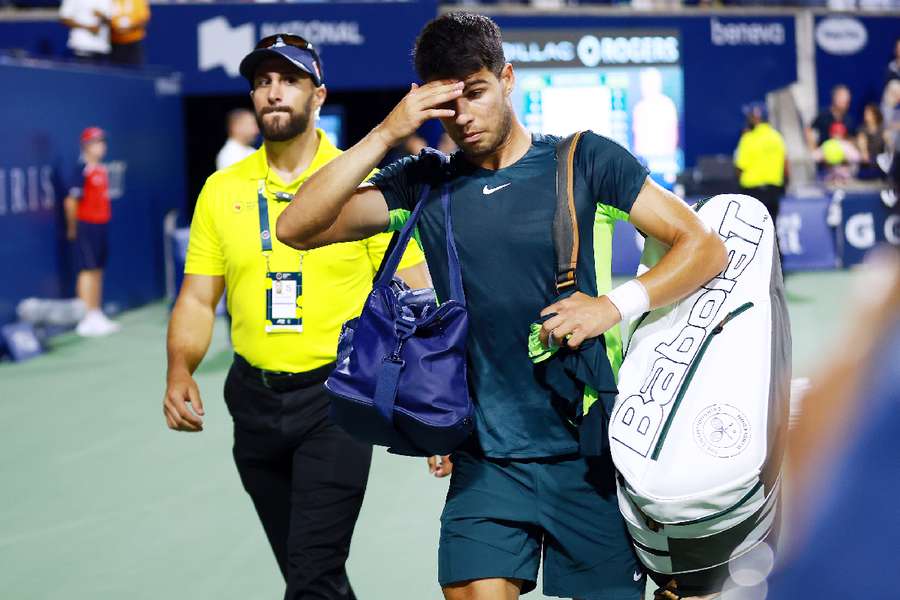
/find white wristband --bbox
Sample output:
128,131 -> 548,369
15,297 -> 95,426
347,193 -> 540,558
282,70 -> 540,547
604,279 -> 650,324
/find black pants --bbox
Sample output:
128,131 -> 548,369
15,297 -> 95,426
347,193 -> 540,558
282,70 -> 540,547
224,357 -> 373,600
740,185 -> 782,225
110,41 -> 144,66
741,185 -> 785,268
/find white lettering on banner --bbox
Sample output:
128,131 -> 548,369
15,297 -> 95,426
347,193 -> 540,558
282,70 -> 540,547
846,212 -> 876,249
505,35 -> 678,66
10,168 -> 26,214
777,213 -> 803,256
27,167 -> 39,212
885,215 -> 900,245
198,17 -> 255,78
578,35 -> 679,66
815,17 -> 867,56
710,18 -> 786,46
41,166 -> 54,209
0,166 -> 56,217
503,41 -> 576,64
259,21 -> 364,45
612,200 -> 763,457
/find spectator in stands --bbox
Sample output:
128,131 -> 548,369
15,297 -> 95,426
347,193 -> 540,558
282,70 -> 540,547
110,0 -> 150,67
815,122 -> 861,185
59,0 -> 113,63
734,102 -> 787,239
882,80 -> 900,153
885,37 -> 900,86
215,108 -> 259,171
806,84 -> 855,154
856,103 -> 887,180
65,127 -> 120,337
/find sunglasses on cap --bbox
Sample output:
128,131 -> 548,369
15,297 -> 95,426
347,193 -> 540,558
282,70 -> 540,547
240,33 -> 324,87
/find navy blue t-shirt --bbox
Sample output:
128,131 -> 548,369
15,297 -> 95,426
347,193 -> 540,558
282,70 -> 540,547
371,132 -> 648,458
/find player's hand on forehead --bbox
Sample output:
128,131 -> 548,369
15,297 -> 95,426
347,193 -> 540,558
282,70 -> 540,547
374,80 -> 463,147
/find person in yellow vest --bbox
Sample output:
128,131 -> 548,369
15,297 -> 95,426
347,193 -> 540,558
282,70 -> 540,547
735,102 -> 788,242
110,0 -> 149,66
163,34 -> 430,599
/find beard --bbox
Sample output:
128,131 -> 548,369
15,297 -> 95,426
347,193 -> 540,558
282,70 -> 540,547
456,102 -> 514,159
256,97 -> 314,142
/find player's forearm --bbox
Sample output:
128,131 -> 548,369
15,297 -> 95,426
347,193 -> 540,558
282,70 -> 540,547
397,262 -> 432,289
166,294 -> 216,379
638,229 -> 727,310
277,128 -> 392,249
64,197 -> 78,226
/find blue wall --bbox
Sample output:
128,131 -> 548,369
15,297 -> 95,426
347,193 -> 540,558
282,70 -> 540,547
0,1 -> 438,93
0,60 -> 186,325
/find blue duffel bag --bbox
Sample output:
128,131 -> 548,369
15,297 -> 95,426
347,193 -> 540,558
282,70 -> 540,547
325,155 -> 474,456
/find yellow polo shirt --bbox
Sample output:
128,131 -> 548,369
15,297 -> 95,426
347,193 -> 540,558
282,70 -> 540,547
734,122 -> 786,188
185,130 -> 425,372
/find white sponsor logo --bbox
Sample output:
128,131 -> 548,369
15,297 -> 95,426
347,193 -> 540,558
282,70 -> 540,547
777,212 -> 803,256
612,200 -> 763,457
198,17 -> 365,79
0,166 -> 55,216
503,35 -> 679,67
577,35 -> 679,67
815,17 -> 867,56
886,214 -> 900,245
198,17 -> 256,78
482,183 -> 511,195
845,212 -> 876,249
259,21 -> 364,45
633,569 -> 643,582
503,41 -> 576,64
845,212 -> 900,249
693,404 -> 751,458
710,18 -> 786,46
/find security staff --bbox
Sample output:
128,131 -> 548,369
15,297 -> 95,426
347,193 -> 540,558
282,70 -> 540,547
163,34 -> 427,600
735,102 -> 788,228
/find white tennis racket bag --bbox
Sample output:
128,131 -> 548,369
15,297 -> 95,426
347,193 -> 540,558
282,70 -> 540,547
610,194 -> 791,582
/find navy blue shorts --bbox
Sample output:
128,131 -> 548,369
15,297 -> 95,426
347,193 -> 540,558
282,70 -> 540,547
438,450 -> 645,599
73,222 -> 109,271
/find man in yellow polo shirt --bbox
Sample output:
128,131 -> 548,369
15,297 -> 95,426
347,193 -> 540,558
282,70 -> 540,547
163,34 -> 427,599
735,102 -> 788,235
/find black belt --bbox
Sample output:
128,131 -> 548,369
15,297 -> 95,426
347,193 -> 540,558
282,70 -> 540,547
233,354 -> 335,392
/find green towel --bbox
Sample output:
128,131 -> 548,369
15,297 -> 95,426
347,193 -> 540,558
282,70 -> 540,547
527,316 -> 618,456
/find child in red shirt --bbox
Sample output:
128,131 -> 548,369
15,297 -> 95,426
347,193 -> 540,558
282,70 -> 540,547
65,127 -> 120,336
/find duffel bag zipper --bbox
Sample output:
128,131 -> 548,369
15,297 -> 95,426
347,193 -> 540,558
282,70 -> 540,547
650,302 -> 754,461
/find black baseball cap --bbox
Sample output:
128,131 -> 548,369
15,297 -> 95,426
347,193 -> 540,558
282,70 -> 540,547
239,33 -> 324,87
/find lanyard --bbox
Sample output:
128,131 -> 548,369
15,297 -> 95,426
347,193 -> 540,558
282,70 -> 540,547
257,182 -> 274,254
257,180 -> 304,272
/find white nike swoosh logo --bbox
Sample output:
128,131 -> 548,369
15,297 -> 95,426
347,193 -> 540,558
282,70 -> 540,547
482,183 -> 511,195
633,570 -> 643,582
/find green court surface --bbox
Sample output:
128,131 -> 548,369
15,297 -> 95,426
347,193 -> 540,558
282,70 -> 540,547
0,270 -> 855,599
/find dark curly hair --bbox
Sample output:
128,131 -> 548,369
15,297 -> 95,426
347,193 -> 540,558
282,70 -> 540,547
413,12 -> 505,82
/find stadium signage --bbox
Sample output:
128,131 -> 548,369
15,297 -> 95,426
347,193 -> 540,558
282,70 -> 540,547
845,212 -> 900,249
612,200 -> 762,457
0,166 -> 55,216
815,17 -> 867,56
710,17 -> 786,46
503,30 -> 680,69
